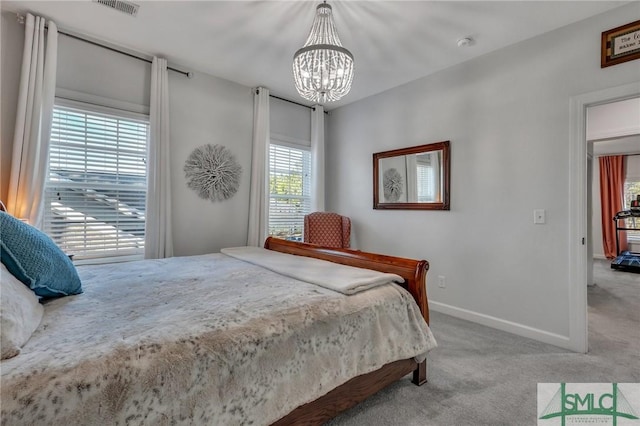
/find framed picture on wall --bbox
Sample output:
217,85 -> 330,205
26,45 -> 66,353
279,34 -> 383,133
601,19 -> 640,68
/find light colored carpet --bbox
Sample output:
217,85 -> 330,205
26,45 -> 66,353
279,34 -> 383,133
327,258 -> 640,426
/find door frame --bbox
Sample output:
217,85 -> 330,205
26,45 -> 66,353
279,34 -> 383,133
568,81 -> 640,353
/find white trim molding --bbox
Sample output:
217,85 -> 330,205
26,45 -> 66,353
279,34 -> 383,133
430,302 -> 572,350
568,82 -> 640,354
588,126 -> 640,142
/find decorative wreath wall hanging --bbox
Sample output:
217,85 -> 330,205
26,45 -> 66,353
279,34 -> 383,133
383,168 -> 403,202
184,144 -> 242,202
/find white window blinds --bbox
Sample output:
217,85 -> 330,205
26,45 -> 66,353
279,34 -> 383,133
269,143 -> 312,241
417,163 -> 435,202
44,102 -> 149,261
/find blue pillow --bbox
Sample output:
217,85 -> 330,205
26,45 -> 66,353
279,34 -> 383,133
0,211 -> 82,298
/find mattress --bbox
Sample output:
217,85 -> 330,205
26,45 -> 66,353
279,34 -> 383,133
1,252 -> 436,425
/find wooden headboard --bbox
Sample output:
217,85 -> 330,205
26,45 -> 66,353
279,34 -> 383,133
263,237 -> 430,324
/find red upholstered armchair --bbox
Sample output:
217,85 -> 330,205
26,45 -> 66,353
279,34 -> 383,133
303,212 -> 351,248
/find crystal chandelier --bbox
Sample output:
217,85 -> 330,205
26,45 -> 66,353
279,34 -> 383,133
292,1 -> 354,103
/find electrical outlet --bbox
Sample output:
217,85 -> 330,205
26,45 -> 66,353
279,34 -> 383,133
438,275 -> 446,288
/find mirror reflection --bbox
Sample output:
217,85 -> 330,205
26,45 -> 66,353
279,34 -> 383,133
379,151 -> 443,203
373,141 -> 450,210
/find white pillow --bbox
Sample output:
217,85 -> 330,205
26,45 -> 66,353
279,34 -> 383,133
1,263 -> 44,359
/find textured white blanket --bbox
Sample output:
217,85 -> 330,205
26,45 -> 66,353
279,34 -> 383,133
1,253 -> 436,425
221,246 -> 404,294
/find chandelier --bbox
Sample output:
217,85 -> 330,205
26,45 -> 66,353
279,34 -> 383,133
292,1 -> 354,103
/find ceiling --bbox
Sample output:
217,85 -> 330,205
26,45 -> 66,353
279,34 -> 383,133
1,1 -> 629,110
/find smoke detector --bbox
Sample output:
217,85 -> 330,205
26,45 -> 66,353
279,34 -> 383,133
93,0 -> 139,17
457,37 -> 474,48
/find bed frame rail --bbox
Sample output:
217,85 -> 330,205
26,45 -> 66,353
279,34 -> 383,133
271,359 -> 419,426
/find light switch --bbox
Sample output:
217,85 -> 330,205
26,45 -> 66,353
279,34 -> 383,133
534,209 -> 546,224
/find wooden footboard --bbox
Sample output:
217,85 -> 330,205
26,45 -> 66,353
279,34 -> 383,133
263,237 -> 430,324
264,237 -> 431,425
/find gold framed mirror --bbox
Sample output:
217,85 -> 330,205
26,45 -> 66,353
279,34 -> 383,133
373,141 -> 450,210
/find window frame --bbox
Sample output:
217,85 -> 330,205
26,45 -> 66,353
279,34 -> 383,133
43,98 -> 150,264
623,178 -> 640,242
268,135 -> 312,242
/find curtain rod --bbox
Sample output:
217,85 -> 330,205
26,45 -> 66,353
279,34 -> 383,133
59,30 -> 192,78
258,90 -> 329,114
270,94 -> 315,110
17,14 -> 192,78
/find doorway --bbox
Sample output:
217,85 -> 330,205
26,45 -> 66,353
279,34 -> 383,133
568,82 -> 640,353
589,148 -> 640,264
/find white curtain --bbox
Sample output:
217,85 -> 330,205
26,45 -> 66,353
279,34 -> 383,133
405,155 -> 418,203
247,87 -> 270,246
144,57 -> 173,259
7,13 -> 58,227
432,152 -> 441,202
311,104 -> 325,211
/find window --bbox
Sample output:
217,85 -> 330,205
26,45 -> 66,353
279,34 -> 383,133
624,178 -> 640,240
44,101 -> 149,262
268,142 -> 311,241
416,163 -> 435,202
623,154 -> 640,241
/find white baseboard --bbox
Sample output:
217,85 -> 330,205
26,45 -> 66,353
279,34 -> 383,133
593,254 -> 607,260
429,301 -> 573,351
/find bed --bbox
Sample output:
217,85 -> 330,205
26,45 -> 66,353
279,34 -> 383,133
0,236 -> 436,425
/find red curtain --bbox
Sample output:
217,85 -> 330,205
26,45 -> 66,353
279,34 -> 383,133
599,156 -> 627,259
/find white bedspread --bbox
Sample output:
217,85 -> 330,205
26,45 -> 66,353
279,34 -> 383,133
221,246 -> 404,294
1,252 -> 436,425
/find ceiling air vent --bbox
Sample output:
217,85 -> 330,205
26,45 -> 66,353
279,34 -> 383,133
93,0 -> 139,17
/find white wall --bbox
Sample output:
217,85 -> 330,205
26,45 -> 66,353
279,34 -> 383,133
57,34 -> 150,108
167,71 -> 253,256
326,3 -> 640,346
271,96 -> 311,142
